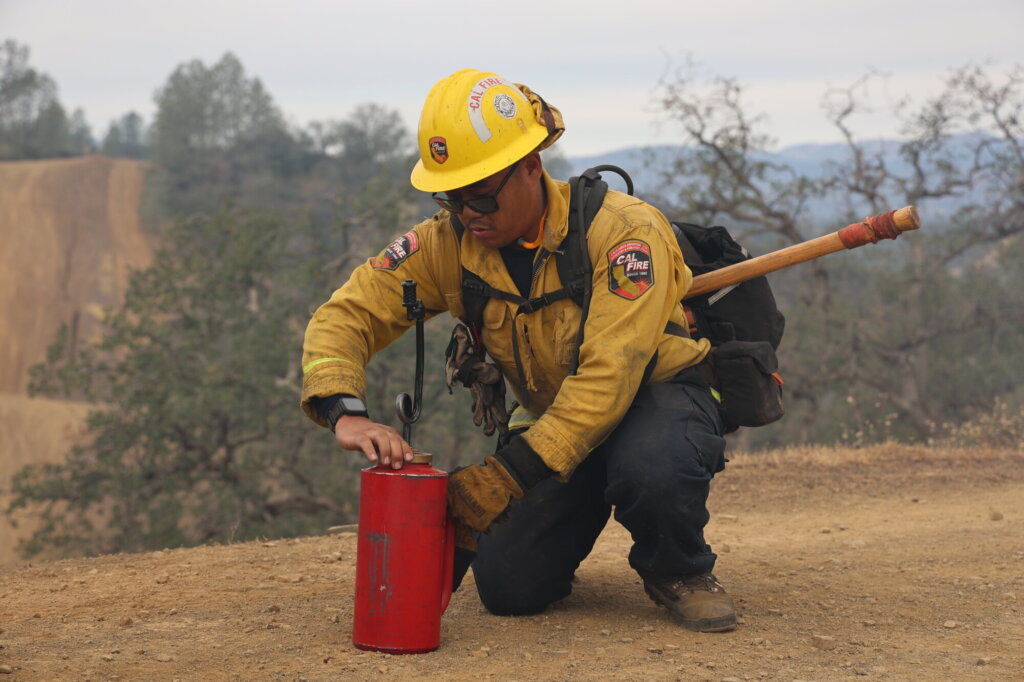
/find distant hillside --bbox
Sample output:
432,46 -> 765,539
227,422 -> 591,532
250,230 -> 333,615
0,156 -> 153,394
0,156 -> 153,565
566,133 -> 991,223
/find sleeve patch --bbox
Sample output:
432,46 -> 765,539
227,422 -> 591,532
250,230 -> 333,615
606,239 -> 654,300
371,231 -> 420,270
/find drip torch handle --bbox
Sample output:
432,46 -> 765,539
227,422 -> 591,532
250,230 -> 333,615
396,280 -> 426,444
402,280 -> 425,321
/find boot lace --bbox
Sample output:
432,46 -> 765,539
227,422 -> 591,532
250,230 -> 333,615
661,573 -> 724,595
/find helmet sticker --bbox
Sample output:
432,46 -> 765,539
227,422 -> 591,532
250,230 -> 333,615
493,93 -> 517,119
371,231 -> 420,270
429,136 -> 449,164
467,76 -> 525,143
606,240 -> 654,300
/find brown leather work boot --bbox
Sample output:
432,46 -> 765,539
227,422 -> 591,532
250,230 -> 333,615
643,573 -> 738,632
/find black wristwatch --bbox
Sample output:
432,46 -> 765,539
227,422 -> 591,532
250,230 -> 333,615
323,394 -> 369,431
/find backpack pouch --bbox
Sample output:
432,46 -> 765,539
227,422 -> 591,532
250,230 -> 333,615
709,340 -> 784,432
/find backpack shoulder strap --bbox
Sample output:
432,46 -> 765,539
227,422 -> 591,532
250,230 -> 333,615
449,214 -> 489,346
556,166 -> 635,300
450,165 -> 633,371
450,214 -> 535,348
558,165 -> 633,374
555,171 -> 603,307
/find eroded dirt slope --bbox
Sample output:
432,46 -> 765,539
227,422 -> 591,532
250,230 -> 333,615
1,445 -> 1021,681
0,156 -> 152,394
0,156 -> 151,566
0,394 -> 92,565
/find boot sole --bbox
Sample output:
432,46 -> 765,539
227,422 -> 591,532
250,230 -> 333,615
671,613 -> 737,633
644,585 -> 738,633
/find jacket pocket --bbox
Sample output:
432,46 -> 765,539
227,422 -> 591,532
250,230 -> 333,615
481,300 -> 513,365
550,303 -> 581,368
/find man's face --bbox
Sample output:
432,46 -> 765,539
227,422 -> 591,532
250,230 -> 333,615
441,155 -> 542,249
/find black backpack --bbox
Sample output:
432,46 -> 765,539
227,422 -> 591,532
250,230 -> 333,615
454,165 -> 785,432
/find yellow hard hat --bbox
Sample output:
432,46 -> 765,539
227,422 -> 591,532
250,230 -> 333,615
410,69 -> 564,192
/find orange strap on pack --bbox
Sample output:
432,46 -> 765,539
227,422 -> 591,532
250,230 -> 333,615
683,304 -> 699,337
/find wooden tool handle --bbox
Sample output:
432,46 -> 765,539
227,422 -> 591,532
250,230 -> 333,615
894,206 -> 920,230
685,206 -> 919,299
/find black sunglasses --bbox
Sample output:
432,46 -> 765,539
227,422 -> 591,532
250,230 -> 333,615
432,161 -> 520,215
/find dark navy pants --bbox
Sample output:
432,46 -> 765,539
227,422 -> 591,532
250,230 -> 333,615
472,368 -> 727,616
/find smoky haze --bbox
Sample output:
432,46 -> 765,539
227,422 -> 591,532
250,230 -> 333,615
3,0 -> 1023,154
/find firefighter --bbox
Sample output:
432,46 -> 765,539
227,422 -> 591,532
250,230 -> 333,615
301,69 -> 736,632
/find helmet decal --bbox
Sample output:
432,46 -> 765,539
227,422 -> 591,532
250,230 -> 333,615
467,76 -> 522,143
493,94 -> 517,119
429,137 -> 449,164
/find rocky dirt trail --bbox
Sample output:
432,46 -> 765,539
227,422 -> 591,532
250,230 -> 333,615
1,444 -> 1021,681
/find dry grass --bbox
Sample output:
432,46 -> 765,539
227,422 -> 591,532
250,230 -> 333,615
727,441 -> 1021,470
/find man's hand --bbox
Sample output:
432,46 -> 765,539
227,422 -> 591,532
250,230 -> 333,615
445,438 -> 553,590
447,456 -> 525,532
334,416 -> 413,469
446,436 -> 554,532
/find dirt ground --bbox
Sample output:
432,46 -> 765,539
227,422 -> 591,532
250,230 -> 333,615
1,444 -> 1020,681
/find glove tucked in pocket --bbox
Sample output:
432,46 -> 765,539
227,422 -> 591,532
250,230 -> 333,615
709,340 -> 784,433
445,323 -> 509,436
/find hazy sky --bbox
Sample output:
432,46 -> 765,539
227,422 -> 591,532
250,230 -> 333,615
4,0 -> 1022,156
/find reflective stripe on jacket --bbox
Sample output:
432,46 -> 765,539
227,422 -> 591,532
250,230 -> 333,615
301,170 -> 710,478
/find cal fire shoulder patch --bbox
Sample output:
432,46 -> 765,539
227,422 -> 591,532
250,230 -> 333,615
372,231 -> 420,270
606,239 -> 654,300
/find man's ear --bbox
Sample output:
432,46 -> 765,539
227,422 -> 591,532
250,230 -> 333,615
521,152 -> 543,179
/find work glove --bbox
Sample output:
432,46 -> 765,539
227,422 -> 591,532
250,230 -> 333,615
447,459 -> 514,592
445,324 -> 509,437
448,455 -> 524,533
446,437 -> 553,591
446,436 -> 553,533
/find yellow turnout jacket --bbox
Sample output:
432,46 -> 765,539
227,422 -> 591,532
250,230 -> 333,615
301,171 -> 710,478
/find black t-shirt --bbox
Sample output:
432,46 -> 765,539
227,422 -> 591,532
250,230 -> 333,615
499,244 -> 538,298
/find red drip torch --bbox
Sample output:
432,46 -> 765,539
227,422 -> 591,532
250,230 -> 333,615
352,279 -> 455,654
352,453 -> 455,654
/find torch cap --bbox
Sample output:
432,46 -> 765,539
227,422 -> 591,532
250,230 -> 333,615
410,452 -> 434,465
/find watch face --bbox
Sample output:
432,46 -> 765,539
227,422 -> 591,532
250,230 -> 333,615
340,396 -> 367,413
